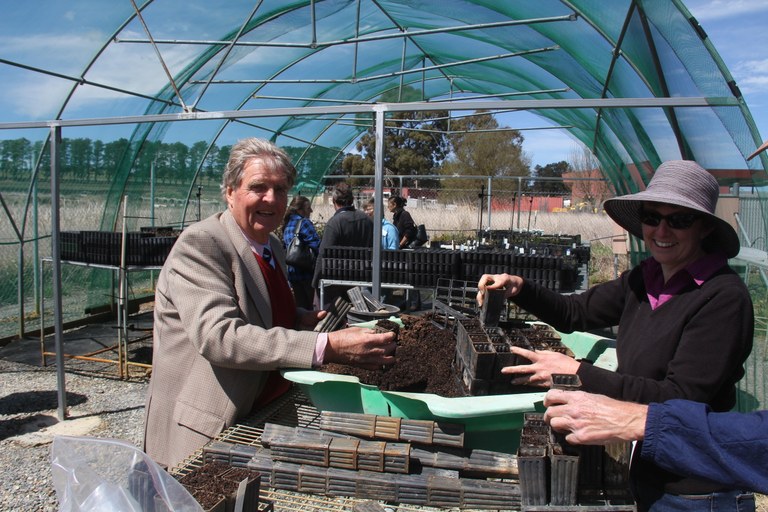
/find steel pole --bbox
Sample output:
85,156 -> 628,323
50,125 -> 67,421
372,106 -> 386,298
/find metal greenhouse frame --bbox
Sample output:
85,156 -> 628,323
1,1 -> 768,417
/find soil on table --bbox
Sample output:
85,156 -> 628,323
322,313 -> 467,398
178,461 -> 258,510
321,313 -> 577,398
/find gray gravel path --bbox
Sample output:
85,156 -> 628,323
0,358 -> 149,511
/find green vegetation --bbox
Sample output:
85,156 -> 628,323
588,243 -> 627,286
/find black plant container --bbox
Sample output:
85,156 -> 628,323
550,452 -> 579,506
518,445 -> 549,506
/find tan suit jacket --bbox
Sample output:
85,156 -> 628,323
143,210 -> 317,468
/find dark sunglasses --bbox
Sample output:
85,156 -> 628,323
639,210 -> 702,230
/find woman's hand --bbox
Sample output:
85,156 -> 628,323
476,273 -> 524,306
500,346 -> 581,387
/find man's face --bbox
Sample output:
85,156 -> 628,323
225,158 -> 289,243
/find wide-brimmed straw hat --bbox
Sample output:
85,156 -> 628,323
602,160 -> 740,258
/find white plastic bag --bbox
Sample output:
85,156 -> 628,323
50,435 -> 203,512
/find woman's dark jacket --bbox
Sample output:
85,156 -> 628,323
311,206 -> 373,288
514,263 -> 754,496
392,207 -> 416,247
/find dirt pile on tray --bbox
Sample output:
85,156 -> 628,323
322,314 -> 466,397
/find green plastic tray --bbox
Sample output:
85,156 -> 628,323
283,327 -> 616,454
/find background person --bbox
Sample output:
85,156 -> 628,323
477,160 -> 754,511
312,181 -> 374,308
388,195 -> 422,309
364,197 -> 399,250
388,195 -> 417,249
143,139 -> 396,469
282,195 -> 321,309
543,389 -> 767,496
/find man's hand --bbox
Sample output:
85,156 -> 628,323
296,308 -> 327,330
325,327 -> 397,370
500,347 -> 581,387
543,389 -> 648,445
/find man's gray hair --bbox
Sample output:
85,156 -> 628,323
220,138 -> 296,200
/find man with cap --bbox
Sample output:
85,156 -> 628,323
477,160 -> 754,511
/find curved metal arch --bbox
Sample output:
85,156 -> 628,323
20,0 -> 167,235
134,3 -> 587,188
71,0 -> 765,231
134,3 -> 573,133
544,4 -> 665,167
670,0 -> 765,164
446,6 -> 668,174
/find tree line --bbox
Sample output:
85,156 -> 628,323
1,111 -> 578,202
0,137 -> 232,186
339,108 -> 572,200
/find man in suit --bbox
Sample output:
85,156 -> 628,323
143,138 -> 397,469
312,181 -> 374,308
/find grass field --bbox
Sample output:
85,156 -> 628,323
309,199 -> 627,284
1,195 -> 624,339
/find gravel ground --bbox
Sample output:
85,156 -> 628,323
2,329 -> 767,512
0,357 -> 149,511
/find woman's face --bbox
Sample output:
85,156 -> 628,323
640,202 -> 713,278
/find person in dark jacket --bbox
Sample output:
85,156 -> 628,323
543,389 -> 767,496
388,195 -> 417,249
282,195 -> 321,309
312,182 -> 373,308
477,160 -> 754,511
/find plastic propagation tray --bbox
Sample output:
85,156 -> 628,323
283,325 -> 616,454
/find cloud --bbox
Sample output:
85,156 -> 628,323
3,31 -> 100,61
522,129 -> 583,167
4,75 -> 71,119
731,59 -> 768,97
686,0 -> 768,21
2,29 -> 202,118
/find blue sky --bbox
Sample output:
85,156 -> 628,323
1,1 -> 765,169
521,0 -> 768,168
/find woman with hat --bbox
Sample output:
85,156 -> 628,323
477,160 -> 754,511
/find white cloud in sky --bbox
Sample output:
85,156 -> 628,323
685,0 -> 768,20
2,28 -> 204,118
733,59 -> 768,96
2,31 -> 101,62
0,31 -> 105,118
685,0 -> 768,138
77,29 -> 199,96
7,75 -> 71,119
